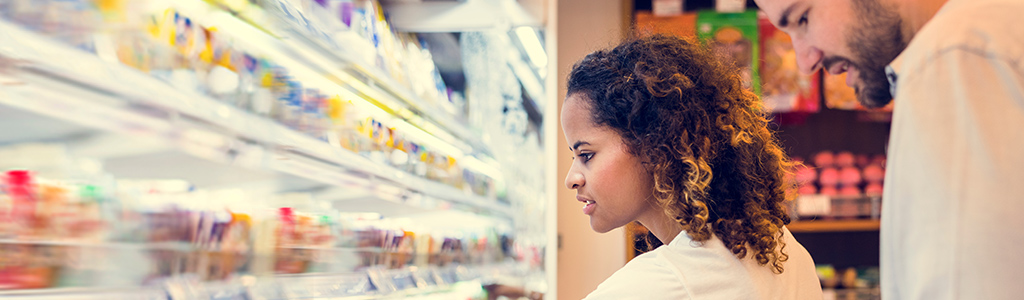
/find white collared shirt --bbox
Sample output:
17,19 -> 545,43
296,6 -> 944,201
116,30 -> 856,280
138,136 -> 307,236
881,0 -> 1024,299
583,227 -> 821,300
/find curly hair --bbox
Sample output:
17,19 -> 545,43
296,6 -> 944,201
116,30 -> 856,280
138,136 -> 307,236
567,35 -> 795,273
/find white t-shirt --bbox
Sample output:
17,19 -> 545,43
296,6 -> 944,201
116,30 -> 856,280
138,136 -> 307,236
583,227 -> 821,300
881,0 -> 1024,299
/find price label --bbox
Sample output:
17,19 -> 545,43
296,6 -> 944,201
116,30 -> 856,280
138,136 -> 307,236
653,0 -> 683,16
164,277 -> 208,300
390,271 -> 417,291
413,269 -> 437,288
438,269 -> 457,285
366,267 -> 397,294
335,273 -> 373,296
797,194 -> 832,216
249,283 -> 284,300
280,283 -> 312,299
207,285 -> 251,300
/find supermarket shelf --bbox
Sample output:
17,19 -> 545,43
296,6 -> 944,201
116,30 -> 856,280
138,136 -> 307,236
0,239 -> 391,254
823,288 -> 881,300
0,19 -> 512,219
788,219 -> 881,233
179,0 -> 492,157
0,264 -> 516,299
0,287 -> 169,300
0,239 -> 194,251
265,4 -> 493,155
381,0 -> 542,32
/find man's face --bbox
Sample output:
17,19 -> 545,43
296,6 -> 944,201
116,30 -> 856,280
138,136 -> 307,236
755,0 -> 906,108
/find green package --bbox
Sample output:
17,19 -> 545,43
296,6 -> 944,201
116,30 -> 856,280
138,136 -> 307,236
697,10 -> 761,96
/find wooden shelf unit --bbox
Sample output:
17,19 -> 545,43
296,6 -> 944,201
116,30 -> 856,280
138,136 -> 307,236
788,219 -> 881,233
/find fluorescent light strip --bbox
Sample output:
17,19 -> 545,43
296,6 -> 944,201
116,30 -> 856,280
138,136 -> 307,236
507,47 -> 545,111
459,155 -> 503,183
501,29 -> 545,115
514,26 -> 547,68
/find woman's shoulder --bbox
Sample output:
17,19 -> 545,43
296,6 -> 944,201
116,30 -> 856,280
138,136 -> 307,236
632,229 -> 820,299
584,229 -> 821,300
583,247 -> 691,300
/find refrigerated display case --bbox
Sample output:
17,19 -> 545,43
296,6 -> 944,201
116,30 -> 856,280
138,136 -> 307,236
0,0 -> 552,298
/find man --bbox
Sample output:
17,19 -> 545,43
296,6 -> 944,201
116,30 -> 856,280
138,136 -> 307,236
755,0 -> 1024,299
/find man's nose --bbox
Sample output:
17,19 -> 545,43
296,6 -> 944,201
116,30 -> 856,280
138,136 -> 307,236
792,37 -> 824,74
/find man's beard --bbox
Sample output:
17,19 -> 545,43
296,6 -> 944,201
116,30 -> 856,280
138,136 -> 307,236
848,0 -> 907,108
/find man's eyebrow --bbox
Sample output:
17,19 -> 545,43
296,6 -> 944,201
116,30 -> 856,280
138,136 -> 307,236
571,141 -> 591,151
778,3 -> 797,28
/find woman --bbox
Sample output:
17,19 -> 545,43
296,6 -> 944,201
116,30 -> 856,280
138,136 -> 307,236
562,35 -> 822,299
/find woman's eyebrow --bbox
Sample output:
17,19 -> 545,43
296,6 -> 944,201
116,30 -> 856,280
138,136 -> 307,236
571,141 -> 591,151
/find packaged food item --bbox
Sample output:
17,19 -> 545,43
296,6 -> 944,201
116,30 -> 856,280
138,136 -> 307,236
634,11 -> 698,38
758,14 -> 820,113
697,10 -> 760,96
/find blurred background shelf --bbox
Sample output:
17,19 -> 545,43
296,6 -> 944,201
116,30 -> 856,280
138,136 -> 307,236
0,263 -> 521,299
788,219 -> 881,233
0,18 -> 511,218
0,287 -> 170,300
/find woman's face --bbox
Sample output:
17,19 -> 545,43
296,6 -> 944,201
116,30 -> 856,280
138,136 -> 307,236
561,94 -> 658,233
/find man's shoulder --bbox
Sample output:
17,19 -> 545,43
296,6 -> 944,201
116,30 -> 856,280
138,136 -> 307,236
913,0 -> 1024,61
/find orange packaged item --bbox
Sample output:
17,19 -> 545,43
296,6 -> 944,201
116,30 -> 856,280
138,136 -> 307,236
759,15 -> 820,113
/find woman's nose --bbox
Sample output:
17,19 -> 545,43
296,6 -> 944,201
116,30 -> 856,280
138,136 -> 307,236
565,169 -> 584,190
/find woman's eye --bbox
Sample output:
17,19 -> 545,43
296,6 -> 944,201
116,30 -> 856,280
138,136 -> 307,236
798,11 -> 808,26
580,153 -> 594,162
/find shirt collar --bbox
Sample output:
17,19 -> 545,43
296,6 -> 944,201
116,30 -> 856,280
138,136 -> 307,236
885,0 -> 962,96
668,230 -> 692,247
885,54 -> 905,97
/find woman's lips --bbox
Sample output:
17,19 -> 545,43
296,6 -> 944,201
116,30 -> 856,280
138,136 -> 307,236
577,196 -> 596,215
